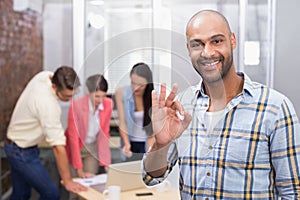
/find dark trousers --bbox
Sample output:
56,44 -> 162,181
126,141 -> 145,162
4,141 -> 59,200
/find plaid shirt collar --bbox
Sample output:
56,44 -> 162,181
191,72 -> 254,99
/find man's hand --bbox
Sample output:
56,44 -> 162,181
144,83 -> 192,177
64,179 -> 87,193
152,83 -> 192,148
52,145 -> 87,193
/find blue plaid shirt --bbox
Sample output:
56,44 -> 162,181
143,73 -> 300,199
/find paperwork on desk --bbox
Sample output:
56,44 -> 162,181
74,174 -> 107,186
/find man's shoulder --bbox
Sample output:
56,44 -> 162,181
27,71 -> 53,91
37,70 -> 53,76
248,81 -> 287,100
27,72 -> 54,98
32,71 -> 53,81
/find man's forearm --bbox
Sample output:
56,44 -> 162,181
144,142 -> 171,178
53,145 -> 72,183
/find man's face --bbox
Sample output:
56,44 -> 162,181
56,88 -> 76,102
186,15 -> 236,84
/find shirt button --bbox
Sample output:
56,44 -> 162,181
203,103 -> 208,107
206,172 -> 211,176
208,146 -> 213,150
201,123 -> 205,127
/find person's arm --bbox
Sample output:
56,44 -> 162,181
144,83 -> 192,177
146,135 -> 156,151
115,88 -> 132,157
35,93 -> 89,187
66,102 -> 92,178
52,145 -> 87,193
271,98 -> 300,198
144,142 -> 172,177
98,98 -> 113,167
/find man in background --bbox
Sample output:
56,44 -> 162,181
4,66 -> 87,199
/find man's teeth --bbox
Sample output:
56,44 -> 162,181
205,61 -> 219,66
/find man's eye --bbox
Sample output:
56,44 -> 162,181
191,43 -> 200,48
214,39 -> 223,44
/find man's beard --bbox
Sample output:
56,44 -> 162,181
193,54 -> 233,84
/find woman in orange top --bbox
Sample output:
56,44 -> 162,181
65,74 -> 113,178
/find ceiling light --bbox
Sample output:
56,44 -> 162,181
88,12 -> 105,29
89,0 -> 104,6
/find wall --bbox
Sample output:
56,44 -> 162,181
274,0 -> 300,116
43,3 -> 72,71
0,0 -> 43,140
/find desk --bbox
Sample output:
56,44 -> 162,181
76,186 -> 180,200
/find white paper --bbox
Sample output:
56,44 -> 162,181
73,174 -> 107,186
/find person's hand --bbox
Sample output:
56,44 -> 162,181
64,179 -> 87,193
122,144 -> 133,158
152,83 -> 192,148
77,168 -> 95,178
79,172 -> 95,178
104,166 -> 109,173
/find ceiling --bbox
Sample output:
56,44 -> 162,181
40,0 -> 268,11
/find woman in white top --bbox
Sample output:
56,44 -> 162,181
115,63 -> 155,161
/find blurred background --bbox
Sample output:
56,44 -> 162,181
1,0 -> 300,199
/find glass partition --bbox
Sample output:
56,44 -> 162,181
80,0 -> 276,93
74,0 -> 277,167
242,0 -> 276,86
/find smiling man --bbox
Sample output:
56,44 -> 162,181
4,66 -> 87,199
143,10 -> 300,199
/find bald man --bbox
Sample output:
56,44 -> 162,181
143,10 -> 300,199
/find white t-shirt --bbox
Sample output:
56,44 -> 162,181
204,109 -> 225,133
85,100 -> 103,144
130,111 -> 147,142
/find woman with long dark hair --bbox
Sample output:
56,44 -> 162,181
115,62 -> 155,161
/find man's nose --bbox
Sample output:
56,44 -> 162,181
201,45 -> 215,57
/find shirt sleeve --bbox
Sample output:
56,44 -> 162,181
270,98 -> 300,198
34,95 -> 66,146
98,98 -> 113,166
66,101 -> 83,169
142,142 -> 178,186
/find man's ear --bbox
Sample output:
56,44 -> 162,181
52,84 -> 57,90
231,32 -> 237,49
186,43 -> 191,57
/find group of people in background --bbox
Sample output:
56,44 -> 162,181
65,62 -> 155,198
4,9 -> 300,200
4,60 -> 153,199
